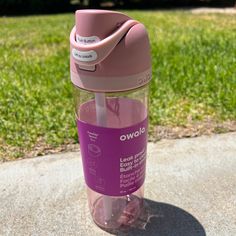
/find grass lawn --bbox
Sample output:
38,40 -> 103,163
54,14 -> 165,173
0,11 -> 235,160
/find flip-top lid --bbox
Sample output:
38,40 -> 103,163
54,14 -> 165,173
70,10 -> 152,92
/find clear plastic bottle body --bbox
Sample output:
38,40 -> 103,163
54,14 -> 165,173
73,84 -> 149,230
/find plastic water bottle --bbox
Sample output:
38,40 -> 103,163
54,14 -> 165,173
70,9 -> 152,230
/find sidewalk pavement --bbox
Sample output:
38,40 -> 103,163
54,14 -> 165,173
191,7 -> 236,14
0,133 -> 236,236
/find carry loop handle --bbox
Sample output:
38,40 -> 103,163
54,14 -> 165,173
70,20 -> 139,66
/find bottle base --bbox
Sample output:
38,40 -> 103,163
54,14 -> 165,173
91,194 -> 143,231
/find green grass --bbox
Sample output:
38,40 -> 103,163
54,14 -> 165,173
0,11 -> 235,159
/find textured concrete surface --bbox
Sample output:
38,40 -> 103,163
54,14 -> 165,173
0,133 -> 236,236
191,7 -> 236,14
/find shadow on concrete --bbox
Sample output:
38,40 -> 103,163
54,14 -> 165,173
117,199 -> 206,236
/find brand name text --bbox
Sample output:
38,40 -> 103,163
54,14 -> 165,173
120,127 -> 145,141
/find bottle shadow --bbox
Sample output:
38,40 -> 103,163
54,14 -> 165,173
115,198 -> 206,236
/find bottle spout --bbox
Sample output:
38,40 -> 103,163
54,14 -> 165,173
70,19 -> 139,66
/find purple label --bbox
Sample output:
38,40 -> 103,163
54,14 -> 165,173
77,116 -> 148,196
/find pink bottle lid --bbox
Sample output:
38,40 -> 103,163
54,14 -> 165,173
70,10 -> 152,92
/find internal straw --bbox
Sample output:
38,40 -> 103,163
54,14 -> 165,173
95,93 -> 113,222
74,33 -> 113,223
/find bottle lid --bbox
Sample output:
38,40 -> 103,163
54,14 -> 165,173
70,10 -> 152,92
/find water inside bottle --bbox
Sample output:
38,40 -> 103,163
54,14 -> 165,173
92,194 -> 143,230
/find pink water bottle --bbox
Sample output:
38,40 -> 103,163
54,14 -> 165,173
70,10 -> 152,230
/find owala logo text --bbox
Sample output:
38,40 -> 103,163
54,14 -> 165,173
120,127 -> 146,141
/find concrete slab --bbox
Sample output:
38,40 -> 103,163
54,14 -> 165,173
191,7 -> 236,14
0,133 -> 236,236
